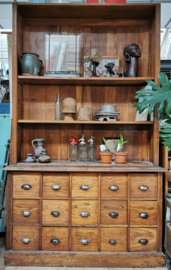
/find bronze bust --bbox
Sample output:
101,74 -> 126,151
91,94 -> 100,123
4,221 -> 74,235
123,43 -> 141,77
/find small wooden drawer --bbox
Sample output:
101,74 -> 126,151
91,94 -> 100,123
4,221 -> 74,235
42,227 -> 68,251
130,201 -> 157,225
130,173 -> 157,198
13,173 -> 40,197
72,173 -> 98,198
101,201 -> 127,225
13,199 -> 40,224
101,174 -> 127,198
13,225 -> 39,250
43,173 -> 69,197
71,227 -> 98,251
72,200 -> 98,225
101,228 -> 127,252
130,228 -> 157,252
42,200 -> 69,225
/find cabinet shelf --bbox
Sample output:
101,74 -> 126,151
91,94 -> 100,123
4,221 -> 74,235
18,120 -> 153,125
18,76 -> 154,86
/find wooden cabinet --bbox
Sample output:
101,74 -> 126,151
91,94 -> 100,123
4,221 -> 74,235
5,2 -> 165,268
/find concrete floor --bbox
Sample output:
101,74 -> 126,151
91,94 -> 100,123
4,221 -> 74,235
0,236 -> 168,270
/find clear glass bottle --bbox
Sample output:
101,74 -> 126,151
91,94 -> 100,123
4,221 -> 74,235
87,136 -> 96,162
78,135 -> 87,162
55,93 -> 62,120
69,135 -> 77,162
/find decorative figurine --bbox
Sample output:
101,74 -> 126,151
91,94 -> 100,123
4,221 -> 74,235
123,43 -> 141,77
105,62 -> 125,77
69,135 -> 77,162
83,48 -> 102,77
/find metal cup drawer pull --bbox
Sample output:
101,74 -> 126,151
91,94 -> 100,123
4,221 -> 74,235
138,212 -> 149,219
109,239 -> 118,245
50,238 -> 60,245
51,211 -> 61,217
109,185 -> 119,191
138,185 -> 148,191
80,185 -> 90,190
138,239 -> 148,245
109,212 -> 119,218
80,239 -> 90,245
21,184 -> 31,190
79,211 -> 90,217
51,185 -> 61,190
21,238 -> 31,244
21,210 -> 31,217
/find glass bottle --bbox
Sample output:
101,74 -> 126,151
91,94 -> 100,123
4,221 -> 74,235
69,135 -> 77,162
78,135 -> 87,162
87,136 -> 96,162
55,93 -> 62,120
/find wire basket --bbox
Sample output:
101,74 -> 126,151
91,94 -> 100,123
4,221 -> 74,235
29,0 -> 47,3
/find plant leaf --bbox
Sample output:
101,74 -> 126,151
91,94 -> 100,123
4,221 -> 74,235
160,122 -> 171,150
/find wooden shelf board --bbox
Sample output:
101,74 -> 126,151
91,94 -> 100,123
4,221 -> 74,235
17,160 -> 154,167
18,120 -> 153,125
18,76 -> 154,86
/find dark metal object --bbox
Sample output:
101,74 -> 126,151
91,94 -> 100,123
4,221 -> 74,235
79,212 -> 90,217
109,185 -> 119,191
21,184 -> 31,190
51,211 -> 61,217
138,185 -> 148,191
51,185 -> 61,190
109,212 -> 119,218
21,238 -> 31,244
50,238 -> 60,245
80,185 -> 90,190
21,211 -> 31,217
138,212 -> 149,219
123,43 -> 141,77
109,239 -> 117,245
138,239 -> 148,245
80,239 -> 90,245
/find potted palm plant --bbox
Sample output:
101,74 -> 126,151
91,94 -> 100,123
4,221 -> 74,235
114,134 -> 128,164
134,72 -> 171,150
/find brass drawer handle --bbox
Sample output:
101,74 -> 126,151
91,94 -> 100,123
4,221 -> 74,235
51,211 -> 61,217
21,211 -> 31,217
138,212 -> 149,219
109,185 -> 119,191
79,211 -> 90,217
21,184 -> 31,190
80,185 -> 90,190
21,238 -> 31,244
109,239 -> 117,245
138,185 -> 148,191
109,212 -> 119,218
138,239 -> 148,245
80,239 -> 90,245
51,185 -> 61,190
50,238 -> 60,245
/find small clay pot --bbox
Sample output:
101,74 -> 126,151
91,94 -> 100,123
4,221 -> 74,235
100,151 -> 112,164
114,152 -> 128,164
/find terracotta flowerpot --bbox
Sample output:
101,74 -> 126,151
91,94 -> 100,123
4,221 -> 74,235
100,151 -> 112,164
114,152 -> 128,164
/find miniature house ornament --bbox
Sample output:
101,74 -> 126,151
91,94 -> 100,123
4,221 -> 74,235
123,43 -> 141,77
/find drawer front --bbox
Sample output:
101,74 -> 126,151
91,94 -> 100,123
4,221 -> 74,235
43,173 -> 69,197
13,225 -> 39,250
130,201 -> 157,225
101,227 -> 127,252
72,173 -> 98,198
13,200 -> 40,224
42,227 -> 68,251
72,200 -> 98,225
130,174 -> 157,198
42,200 -> 69,225
71,227 -> 98,251
101,201 -> 127,225
13,173 -> 40,197
101,174 -> 127,198
130,228 -> 157,252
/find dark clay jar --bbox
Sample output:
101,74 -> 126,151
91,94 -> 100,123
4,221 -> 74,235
19,52 -> 42,76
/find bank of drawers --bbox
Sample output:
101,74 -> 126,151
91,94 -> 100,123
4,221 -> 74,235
12,172 -> 158,252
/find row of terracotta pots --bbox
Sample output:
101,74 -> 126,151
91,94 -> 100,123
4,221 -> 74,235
100,151 -> 128,164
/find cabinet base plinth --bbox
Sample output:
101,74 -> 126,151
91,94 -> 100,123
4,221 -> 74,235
5,251 -> 165,267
